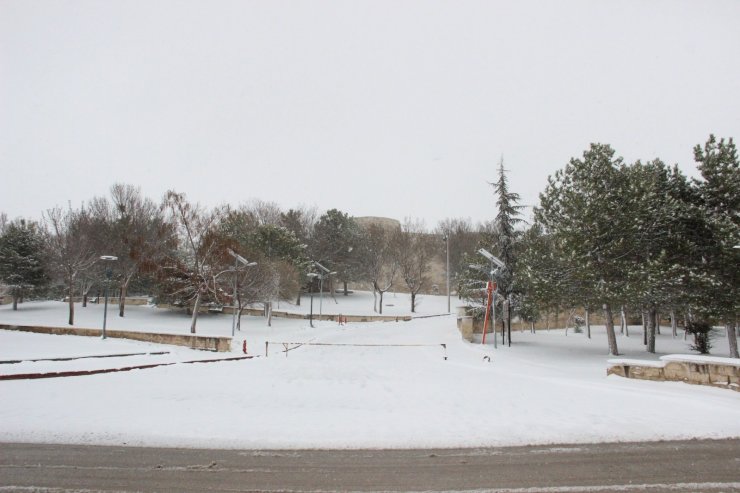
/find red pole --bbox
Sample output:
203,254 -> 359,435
482,281 -> 493,344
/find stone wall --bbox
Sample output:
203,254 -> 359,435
157,303 -> 411,323
0,324 -> 231,352
607,355 -> 739,392
63,297 -> 150,306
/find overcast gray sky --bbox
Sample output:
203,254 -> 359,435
2,0 -> 739,227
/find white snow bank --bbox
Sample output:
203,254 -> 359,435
607,359 -> 666,368
660,354 -> 740,367
1,299 -> 738,450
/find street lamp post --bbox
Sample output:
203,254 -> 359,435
478,249 -> 505,347
307,272 -> 318,328
313,261 -> 336,318
100,255 -> 118,340
444,234 -> 450,313
227,249 -> 257,337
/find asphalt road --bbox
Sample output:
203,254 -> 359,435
1,439 -> 739,492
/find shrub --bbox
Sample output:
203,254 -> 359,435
685,321 -> 713,354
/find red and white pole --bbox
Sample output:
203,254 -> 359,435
482,281 -> 494,344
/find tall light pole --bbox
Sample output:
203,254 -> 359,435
478,249 -> 505,346
227,249 -> 257,337
444,234 -> 450,313
100,255 -> 118,340
313,261 -> 336,318
307,272 -> 318,327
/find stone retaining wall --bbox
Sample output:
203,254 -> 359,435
457,314 -> 497,342
0,324 -> 231,352
157,304 -> 411,323
64,297 -> 150,306
607,355 -> 740,392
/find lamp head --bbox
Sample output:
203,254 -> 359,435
477,248 -> 505,268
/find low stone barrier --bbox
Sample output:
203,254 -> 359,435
0,324 -> 231,352
63,297 -> 150,306
607,355 -> 740,392
157,304 -> 411,323
457,312 -> 494,342
457,316 -> 474,341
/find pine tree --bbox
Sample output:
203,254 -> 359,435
537,144 -> 630,355
312,209 -> 363,296
0,219 -> 49,309
693,135 -> 740,358
489,158 -> 525,345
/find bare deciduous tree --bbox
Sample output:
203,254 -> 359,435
163,191 -> 226,333
44,205 -> 99,325
97,184 -> 173,317
363,223 -> 399,315
396,219 -> 434,313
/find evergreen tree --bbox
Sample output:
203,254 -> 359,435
489,158 -> 525,345
517,222 -> 572,331
0,219 -> 49,309
312,209 -> 363,296
693,135 -> 740,358
537,144 -> 630,355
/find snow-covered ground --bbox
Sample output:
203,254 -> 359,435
1,292 -> 738,450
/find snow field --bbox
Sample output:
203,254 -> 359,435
0,293 -> 738,449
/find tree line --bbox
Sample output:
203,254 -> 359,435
0,135 -> 737,357
461,135 -> 737,358
0,186 -> 454,332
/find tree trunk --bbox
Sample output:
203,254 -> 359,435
329,278 -> 337,303
506,296 -> 512,347
727,322 -> 739,359
647,305 -> 657,354
530,321 -> 535,333
119,283 -> 128,317
684,313 -> 690,340
267,301 -> 272,327
642,309 -> 648,346
670,310 -> 677,338
620,305 -> 628,336
82,293 -> 88,307
12,294 -> 18,311
603,303 -> 619,356
585,307 -> 591,339
68,279 -> 75,325
656,310 -> 661,335
378,291 -> 384,315
190,291 -> 201,334
343,281 -> 349,296
411,292 -> 416,313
